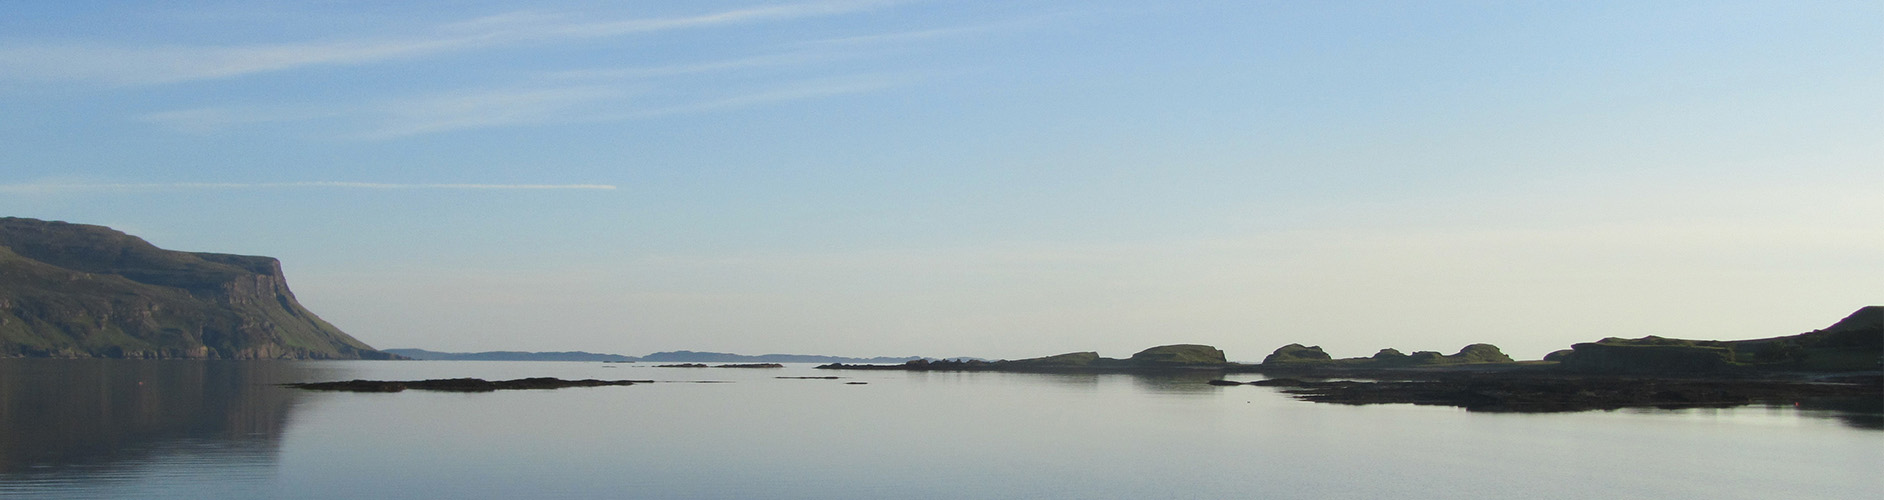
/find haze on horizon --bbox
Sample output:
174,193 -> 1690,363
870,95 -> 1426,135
2,1 -> 1878,361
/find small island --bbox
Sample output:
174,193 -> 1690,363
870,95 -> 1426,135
821,307 -> 1883,414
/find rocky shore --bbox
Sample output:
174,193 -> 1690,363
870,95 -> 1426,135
817,307 -> 1882,416
1213,372 -> 1883,414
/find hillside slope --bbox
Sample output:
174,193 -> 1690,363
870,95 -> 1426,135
0,217 -> 392,359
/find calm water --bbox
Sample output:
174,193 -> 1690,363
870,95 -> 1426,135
1,359 -> 1878,499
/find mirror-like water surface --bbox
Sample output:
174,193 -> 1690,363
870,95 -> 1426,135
3,360 -> 1878,499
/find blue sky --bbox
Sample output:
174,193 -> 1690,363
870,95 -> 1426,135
2,0 -> 1879,360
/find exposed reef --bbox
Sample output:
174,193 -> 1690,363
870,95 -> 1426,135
1214,373 -> 1882,414
281,377 -> 645,393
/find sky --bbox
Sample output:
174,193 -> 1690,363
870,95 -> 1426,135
1,0 -> 1879,361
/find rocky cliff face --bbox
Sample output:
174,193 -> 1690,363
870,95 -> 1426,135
0,217 -> 394,359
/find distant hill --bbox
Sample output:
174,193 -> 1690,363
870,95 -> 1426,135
385,349 -> 637,362
637,350 -> 922,364
0,217 -> 394,359
386,348 -> 925,364
823,345 -> 1230,372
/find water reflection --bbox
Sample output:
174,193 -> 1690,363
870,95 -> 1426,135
1126,370 -> 1226,394
1800,398 -> 1884,430
898,369 -> 1227,395
0,360 -> 308,477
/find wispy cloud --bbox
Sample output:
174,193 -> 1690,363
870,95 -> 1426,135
139,72 -> 911,139
545,51 -> 843,81
0,1 -> 892,86
794,25 -> 995,49
0,38 -> 481,86
644,73 -> 909,114
358,86 -> 632,139
541,1 -> 895,38
793,11 -> 1081,49
0,182 -> 618,194
137,106 -> 346,134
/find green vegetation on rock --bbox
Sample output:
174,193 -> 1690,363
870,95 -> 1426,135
1127,344 -> 1227,365
0,217 -> 393,359
1554,307 -> 1882,373
1004,351 -> 1101,367
1260,343 -> 1516,368
1261,344 -> 1332,364
1453,343 -> 1514,363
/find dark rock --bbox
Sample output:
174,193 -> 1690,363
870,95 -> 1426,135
1557,340 -> 1733,374
1128,344 -> 1228,365
1261,344 -> 1332,364
1005,351 -> 1102,367
282,377 -> 642,392
1452,344 -> 1513,363
1242,373 -> 1882,413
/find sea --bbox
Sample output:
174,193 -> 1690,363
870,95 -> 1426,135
1,359 -> 1877,499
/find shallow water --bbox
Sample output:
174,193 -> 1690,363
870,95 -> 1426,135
2,359 -> 1878,499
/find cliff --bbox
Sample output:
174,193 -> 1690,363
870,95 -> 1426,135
0,217 -> 393,359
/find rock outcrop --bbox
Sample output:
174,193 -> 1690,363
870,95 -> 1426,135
1259,343 -> 1515,369
1261,344 -> 1332,364
1555,307 -> 1884,373
0,217 -> 394,359
1556,337 -> 1734,374
1127,344 -> 1227,366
